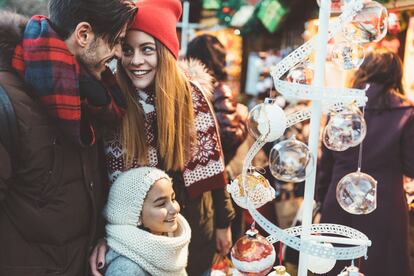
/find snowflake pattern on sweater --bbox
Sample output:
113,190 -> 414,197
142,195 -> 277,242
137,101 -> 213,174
104,83 -> 227,197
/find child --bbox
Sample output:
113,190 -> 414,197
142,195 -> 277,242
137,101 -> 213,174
103,167 -> 191,275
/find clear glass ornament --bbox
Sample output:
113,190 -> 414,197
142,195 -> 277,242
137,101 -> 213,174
337,264 -> 365,276
323,105 -> 367,151
332,41 -> 365,70
227,171 -> 275,209
336,171 -> 377,215
316,0 -> 351,14
247,98 -> 287,142
268,265 -> 291,276
344,1 -> 388,44
286,62 -> 314,85
307,242 -> 336,274
269,135 -> 314,183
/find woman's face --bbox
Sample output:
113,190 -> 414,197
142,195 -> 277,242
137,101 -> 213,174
121,30 -> 157,90
141,178 -> 180,235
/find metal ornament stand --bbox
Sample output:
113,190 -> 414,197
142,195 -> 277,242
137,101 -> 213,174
179,1 -> 191,58
237,0 -> 373,275
298,0 -> 330,274
177,1 -> 202,58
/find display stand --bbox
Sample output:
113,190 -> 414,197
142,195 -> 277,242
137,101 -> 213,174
235,0 -> 375,275
179,1 -> 190,58
297,0 -> 330,274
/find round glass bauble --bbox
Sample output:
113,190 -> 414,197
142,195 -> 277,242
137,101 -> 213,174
332,41 -> 365,70
336,171 -> 377,215
286,63 -> 314,85
227,172 -> 275,209
344,1 -> 388,44
338,264 -> 365,276
387,12 -> 401,35
323,107 -> 367,151
269,136 -> 314,183
307,242 -> 336,274
267,265 -> 291,276
231,228 -> 276,275
247,100 -> 287,142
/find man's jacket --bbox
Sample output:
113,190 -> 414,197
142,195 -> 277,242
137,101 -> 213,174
0,16 -> 108,275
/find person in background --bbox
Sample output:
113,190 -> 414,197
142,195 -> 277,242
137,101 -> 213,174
405,178 -> 414,275
104,167 -> 191,276
0,1 -> 137,275
186,34 -> 248,166
92,1 -> 235,275
317,47 -> 414,276
186,34 -> 248,241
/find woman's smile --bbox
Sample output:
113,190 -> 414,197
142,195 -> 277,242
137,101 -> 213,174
130,69 -> 152,77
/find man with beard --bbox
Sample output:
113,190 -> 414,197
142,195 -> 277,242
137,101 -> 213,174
0,1 -> 136,275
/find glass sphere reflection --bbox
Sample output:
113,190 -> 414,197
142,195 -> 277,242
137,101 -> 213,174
268,265 -> 291,276
286,63 -> 314,85
316,0 -> 350,14
269,136 -> 313,183
344,1 -> 388,44
227,172 -> 275,209
247,100 -> 287,142
336,171 -> 377,215
332,41 -> 365,70
337,264 -> 365,276
323,107 -> 367,151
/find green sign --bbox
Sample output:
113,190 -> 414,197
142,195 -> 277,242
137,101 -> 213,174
203,0 -> 221,9
257,0 -> 288,33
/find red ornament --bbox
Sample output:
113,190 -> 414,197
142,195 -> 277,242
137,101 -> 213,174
223,6 -> 231,13
331,0 -> 343,12
231,225 -> 276,275
388,12 -> 401,35
247,0 -> 259,5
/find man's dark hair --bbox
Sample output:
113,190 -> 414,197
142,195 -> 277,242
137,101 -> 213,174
48,0 -> 137,46
0,11 -> 28,68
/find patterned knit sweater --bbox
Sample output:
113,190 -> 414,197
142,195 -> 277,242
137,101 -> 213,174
104,82 -> 227,198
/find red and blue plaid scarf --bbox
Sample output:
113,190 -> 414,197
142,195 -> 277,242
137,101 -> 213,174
12,15 -> 126,146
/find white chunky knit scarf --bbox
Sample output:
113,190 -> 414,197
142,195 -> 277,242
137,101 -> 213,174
106,214 -> 191,276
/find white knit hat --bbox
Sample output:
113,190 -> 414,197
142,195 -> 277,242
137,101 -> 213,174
104,167 -> 171,226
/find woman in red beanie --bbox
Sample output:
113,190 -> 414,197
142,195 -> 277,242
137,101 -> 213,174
90,0 -> 235,275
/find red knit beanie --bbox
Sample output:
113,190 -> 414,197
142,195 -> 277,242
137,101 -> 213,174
130,0 -> 182,59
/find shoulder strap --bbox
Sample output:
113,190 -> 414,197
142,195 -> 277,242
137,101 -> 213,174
0,83 -> 19,170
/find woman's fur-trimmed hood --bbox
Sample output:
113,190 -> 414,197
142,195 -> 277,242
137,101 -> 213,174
179,58 -> 214,100
0,11 -> 28,68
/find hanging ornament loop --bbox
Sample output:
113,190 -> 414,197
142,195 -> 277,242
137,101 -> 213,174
357,106 -> 366,172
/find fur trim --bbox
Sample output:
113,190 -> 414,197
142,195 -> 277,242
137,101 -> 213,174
0,11 -> 28,67
179,58 -> 214,99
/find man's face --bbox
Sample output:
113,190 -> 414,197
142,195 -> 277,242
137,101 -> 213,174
78,25 -> 127,80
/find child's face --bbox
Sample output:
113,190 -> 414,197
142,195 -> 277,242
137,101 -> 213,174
141,178 -> 180,235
